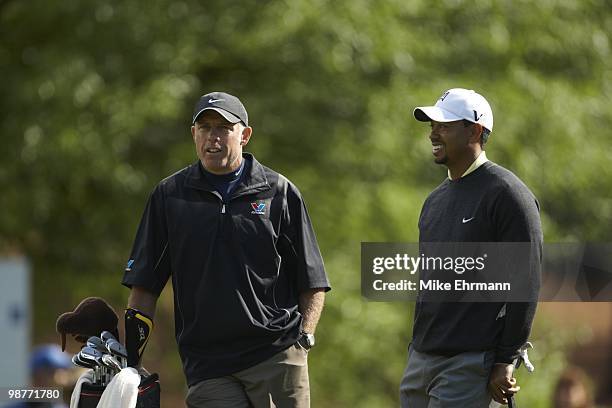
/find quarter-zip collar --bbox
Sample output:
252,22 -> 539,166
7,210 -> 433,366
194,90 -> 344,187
184,153 -> 271,198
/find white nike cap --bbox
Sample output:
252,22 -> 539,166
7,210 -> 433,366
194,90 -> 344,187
413,88 -> 493,132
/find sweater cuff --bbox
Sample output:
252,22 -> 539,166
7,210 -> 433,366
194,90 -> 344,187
494,350 -> 519,364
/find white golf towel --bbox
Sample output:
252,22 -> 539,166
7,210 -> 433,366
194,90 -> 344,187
96,367 -> 140,408
70,369 -> 95,408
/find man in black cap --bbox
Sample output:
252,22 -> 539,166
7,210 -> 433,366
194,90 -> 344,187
122,91 -> 331,407
399,88 -> 542,407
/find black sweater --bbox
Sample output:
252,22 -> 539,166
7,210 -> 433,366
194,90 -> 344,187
412,161 -> 543,363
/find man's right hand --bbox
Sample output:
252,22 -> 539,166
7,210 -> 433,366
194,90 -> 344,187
126,286 -> 158,367
125,307 -> 154,367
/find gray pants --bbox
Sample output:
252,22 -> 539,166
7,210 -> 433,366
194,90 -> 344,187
400,345 -> 494,408
186,343 -> 310,408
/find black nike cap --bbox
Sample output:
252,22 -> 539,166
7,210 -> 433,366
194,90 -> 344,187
192,91 -> 249,126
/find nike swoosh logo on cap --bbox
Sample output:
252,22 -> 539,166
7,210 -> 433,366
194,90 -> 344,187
208,99 -> 224,103
462,217 -> 475,223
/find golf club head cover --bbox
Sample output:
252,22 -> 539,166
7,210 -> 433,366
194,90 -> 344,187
56,297 -> 119,351
125,307 -> 154,367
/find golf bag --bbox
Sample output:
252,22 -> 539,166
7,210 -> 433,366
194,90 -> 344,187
77,372 -> 160,408
56,297 -> 161,408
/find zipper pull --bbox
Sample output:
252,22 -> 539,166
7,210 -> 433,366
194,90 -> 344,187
221,204 -> 226,214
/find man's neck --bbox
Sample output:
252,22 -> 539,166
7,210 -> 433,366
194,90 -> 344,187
447,149 -> 486,180
448,166 -> 468,181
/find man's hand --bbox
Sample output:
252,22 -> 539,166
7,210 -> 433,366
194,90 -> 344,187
488,363 -> 520,405
126,287 -> 158,367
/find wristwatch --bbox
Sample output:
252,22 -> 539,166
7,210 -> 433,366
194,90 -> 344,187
298,331 -> 315,350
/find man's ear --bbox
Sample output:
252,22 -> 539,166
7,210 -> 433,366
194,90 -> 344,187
191,125 -> 196,142
241,126 -> 253,146
470,123 -> 484,144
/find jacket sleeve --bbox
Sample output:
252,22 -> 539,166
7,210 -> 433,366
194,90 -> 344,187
121,184 -> 171,296
281,181 -> 331,294
492,183 -> 543,363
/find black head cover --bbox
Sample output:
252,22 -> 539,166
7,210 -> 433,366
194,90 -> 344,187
56,297 -> 119,351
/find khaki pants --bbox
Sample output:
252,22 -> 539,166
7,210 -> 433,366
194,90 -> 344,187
186,343 -> 310,408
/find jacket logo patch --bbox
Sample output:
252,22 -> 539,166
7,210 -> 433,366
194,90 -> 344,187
250,202 -> 266,215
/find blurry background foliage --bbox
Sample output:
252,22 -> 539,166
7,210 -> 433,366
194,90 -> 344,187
1,0 -> 611,406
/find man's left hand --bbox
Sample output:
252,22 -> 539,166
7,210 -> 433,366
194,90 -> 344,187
488,363 -> 520,405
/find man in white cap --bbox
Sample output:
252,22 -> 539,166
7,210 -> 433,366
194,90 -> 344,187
399,88 -> 543,407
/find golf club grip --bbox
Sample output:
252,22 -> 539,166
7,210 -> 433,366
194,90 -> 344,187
508,395 -> 516,408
